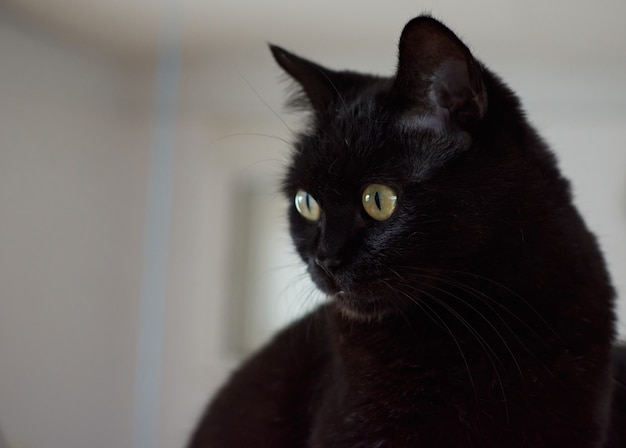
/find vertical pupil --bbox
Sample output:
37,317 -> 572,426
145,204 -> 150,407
305,194 -> 311,211
374,191 -> 381,210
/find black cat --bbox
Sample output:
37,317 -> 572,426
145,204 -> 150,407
189,16 -> 624,447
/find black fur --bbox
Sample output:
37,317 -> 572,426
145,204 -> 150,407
189,16 -> 623,447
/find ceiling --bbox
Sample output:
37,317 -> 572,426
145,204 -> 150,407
5,0 -> 626,64
4,0 -> 625,119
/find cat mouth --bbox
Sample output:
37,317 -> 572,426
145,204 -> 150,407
309,261 -> 392,320
310,265 -> 387,322
309,261 -> 343,295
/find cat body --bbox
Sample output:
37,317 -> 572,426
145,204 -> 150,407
189,16 -> 620,447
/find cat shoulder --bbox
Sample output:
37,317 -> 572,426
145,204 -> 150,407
187,305 -> 332,447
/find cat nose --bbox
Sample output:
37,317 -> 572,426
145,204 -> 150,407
315,255 -> 341,275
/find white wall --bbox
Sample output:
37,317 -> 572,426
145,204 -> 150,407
0,13 -> 149,448
1,7 -> 624,448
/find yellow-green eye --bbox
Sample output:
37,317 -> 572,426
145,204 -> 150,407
294,189 -> 320,221
362,184 -> 397,221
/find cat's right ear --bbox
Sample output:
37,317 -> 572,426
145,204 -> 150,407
269,45 -> 339,112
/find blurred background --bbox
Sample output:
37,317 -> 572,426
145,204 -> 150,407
0,1 -> 625,447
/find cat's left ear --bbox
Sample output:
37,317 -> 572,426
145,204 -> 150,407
393,16 -> 487,132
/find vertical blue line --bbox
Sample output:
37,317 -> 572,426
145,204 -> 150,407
133,2 -> 181,448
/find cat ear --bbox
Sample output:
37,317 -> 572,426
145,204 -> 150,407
393,16 -> 487,131
270,45 -> 341,112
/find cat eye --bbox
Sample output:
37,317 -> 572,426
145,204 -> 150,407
362,184 -> 398,221
294,190 -> 321,221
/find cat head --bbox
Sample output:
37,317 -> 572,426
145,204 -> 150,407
272,16 -> 535,321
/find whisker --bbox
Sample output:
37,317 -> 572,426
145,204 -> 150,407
425,293 -> 510,423
415,293 -> 480,409
424,282 -> 525,387
390,265 -> 559,340
236,67 -> 297,138
212,132 -> 292,146
428,275 -> 556,379
437,268 -> 560,340
378,272 -> 481,409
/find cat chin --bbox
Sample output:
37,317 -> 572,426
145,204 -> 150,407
331,291 -> 396,323
335,305 -> 391,323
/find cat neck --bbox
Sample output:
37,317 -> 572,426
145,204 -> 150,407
324,298 -> 535,395
327,305 -> 463,376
